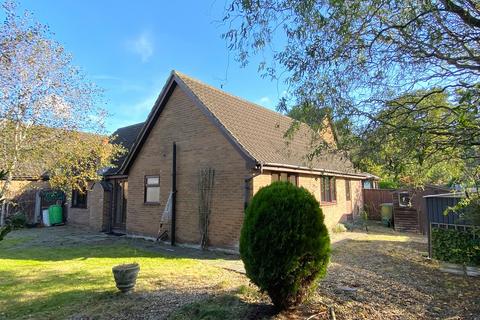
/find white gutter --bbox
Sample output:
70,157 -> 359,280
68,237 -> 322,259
260,162 -> 371,180
423,192 -> 464,198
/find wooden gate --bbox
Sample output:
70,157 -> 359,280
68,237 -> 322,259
363,189 -> 394,220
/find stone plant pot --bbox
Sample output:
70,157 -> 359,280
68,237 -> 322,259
466,265 -> 480,277
112,263 -> 140,293
439,261 -> 464,276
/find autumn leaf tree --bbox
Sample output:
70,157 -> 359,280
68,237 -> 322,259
0,1 -> 123,225
223,0 -> 480,186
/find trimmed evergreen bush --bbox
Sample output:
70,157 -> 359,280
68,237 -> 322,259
240,181 -> 330,310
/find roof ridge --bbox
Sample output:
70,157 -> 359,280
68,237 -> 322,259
172,70 -> 295,123
119,122 -> 144,129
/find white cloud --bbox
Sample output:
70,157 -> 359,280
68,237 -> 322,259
256,96 -> 272,107
92,74 -> 145,92
127,31 -> 154,62
132,93 -> 158,113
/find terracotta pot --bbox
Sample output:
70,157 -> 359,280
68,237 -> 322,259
112,263 -> 140,293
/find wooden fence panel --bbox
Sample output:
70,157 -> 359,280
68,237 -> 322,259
363,189 -> 394,220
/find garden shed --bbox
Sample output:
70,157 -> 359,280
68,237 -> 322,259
425,193 -> 480,269
364,185 -> 450,234
393,186 -> 450,234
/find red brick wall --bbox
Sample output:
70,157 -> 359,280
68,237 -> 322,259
66,182 -> 105,230
126,86 -> 250,249
253,171 -> 364,231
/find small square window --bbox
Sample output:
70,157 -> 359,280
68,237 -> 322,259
72,188 -> 87,208
146,177 -> 159,185
145,175 -> 160,203
398,192 -> 411,207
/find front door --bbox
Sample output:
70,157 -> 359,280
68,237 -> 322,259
112,179 -> 127,232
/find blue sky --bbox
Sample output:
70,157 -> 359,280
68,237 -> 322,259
16,0 -> 286,133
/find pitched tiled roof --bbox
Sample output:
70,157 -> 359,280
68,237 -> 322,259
104,122 -> 144,176
174,71 -> 358,175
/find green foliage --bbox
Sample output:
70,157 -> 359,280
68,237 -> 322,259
431,228 -> 480,266
355,90 -> 467,188
6,212 -> 26,229
332,223 -> 347,233
240,181 -> 330,310
0,211 -> 24,242
224,0 -> 478,189
378,179 -> 398,189
0,224 -> 12,241
445,194 -> 480,226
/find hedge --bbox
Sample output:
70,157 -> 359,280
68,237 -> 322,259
431,227 -> 480,266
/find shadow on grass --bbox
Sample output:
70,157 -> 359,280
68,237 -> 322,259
167,294 -> 276,320
67,284 -> 276,320
0,227 -> 240,262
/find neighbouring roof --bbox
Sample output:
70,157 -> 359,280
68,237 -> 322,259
122,71 -> 367,178
104,122 -> 144,176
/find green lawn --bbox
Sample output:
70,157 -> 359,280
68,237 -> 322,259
2,226 -> 479,320
0,229 -> 250,320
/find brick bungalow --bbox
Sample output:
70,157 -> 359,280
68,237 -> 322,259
68,71 -> 375,250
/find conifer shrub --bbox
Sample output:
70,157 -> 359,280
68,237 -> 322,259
240,181 -> 330,310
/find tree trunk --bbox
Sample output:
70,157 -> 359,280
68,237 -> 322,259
0,172 -> 14,227
0,201 -> 5,227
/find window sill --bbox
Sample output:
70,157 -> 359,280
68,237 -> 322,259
320,202 -> 337,206
144,202 -> 161,206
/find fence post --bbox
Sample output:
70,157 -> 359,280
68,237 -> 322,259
428,222 -> 432,258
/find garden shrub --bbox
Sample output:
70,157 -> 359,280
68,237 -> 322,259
0,224 -> 12,241
240,181 -> 330,310
432,228 -> 480,266
6,212 -> 26,229
332,223 -> 347,233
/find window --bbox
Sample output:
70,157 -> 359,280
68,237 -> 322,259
345,179 -> 351,201
288,173 -> 298,186
398,192 -> 411,207
144,176 -> 160,203
271,172 -> 298,186
321,176 -> 336,203
71,188 -> 87,208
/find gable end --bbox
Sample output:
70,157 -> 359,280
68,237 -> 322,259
121,72 -> 257,174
